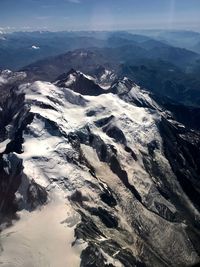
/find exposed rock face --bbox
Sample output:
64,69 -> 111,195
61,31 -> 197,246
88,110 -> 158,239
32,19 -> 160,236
0,89 -> 47,225
55,69 -> 105,96
0,71 -> 200,267
151,95 -> 200,131
0,89 -> 28,222
0,154 -> 23,219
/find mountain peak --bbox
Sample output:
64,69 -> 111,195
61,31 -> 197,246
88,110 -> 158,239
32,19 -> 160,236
54,69 -> 105,96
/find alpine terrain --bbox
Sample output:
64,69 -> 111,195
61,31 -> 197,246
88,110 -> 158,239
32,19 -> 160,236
0,68 -> 200,267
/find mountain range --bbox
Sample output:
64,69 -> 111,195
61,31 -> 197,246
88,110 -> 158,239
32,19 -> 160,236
20,44 -> 200,107
1,30 -> 200,108
0,30 -> 199,70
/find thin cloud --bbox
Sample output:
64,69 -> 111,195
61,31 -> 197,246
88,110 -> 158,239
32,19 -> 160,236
67,0 -> 81,4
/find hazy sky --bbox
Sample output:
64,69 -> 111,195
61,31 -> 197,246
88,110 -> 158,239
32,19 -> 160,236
0,0 -> 200,32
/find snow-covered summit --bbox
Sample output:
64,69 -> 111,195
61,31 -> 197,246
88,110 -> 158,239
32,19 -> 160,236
0,71 -> 200,267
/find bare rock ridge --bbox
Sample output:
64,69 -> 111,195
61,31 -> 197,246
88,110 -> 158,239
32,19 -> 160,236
0,88 -> 47,225
54,68 -> 105,96
0,69 -> 200,267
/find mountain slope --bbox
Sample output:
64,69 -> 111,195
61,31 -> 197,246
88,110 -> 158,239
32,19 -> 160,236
0,73 -> 200,267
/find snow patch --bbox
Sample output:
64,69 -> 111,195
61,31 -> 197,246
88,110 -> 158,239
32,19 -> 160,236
0,139 -> 11,153
0,188 -> 85,267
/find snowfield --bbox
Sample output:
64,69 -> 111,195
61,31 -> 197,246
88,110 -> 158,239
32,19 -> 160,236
0,188 -> 84,267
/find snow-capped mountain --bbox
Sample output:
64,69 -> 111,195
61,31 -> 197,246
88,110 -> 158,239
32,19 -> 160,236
90,66 -> 117,89
0,71 -> 200,267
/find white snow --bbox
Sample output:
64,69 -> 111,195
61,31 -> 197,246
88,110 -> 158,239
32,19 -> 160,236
0,139 -> 10,153
100,248 -> 123,267
0,76 -> 6,84
129,83 -> 161,110
1,78 -> 191,266
22,80 -> 163,203
64,73 -> 77,87
82,72 -> 95,81
100,69 -> 112,81
100,84 -> 110,90
0,187 -> 85,267
20,81 -> 163,182
96,69 -> 116,89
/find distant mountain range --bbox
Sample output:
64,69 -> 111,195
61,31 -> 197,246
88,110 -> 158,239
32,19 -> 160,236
0,30 -> 200,70
1,30 -> 200,108
21,43 -> 200,107
130,30 -> 200,53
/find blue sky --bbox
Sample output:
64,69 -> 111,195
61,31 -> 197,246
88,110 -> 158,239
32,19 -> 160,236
0,0 -> 200,32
